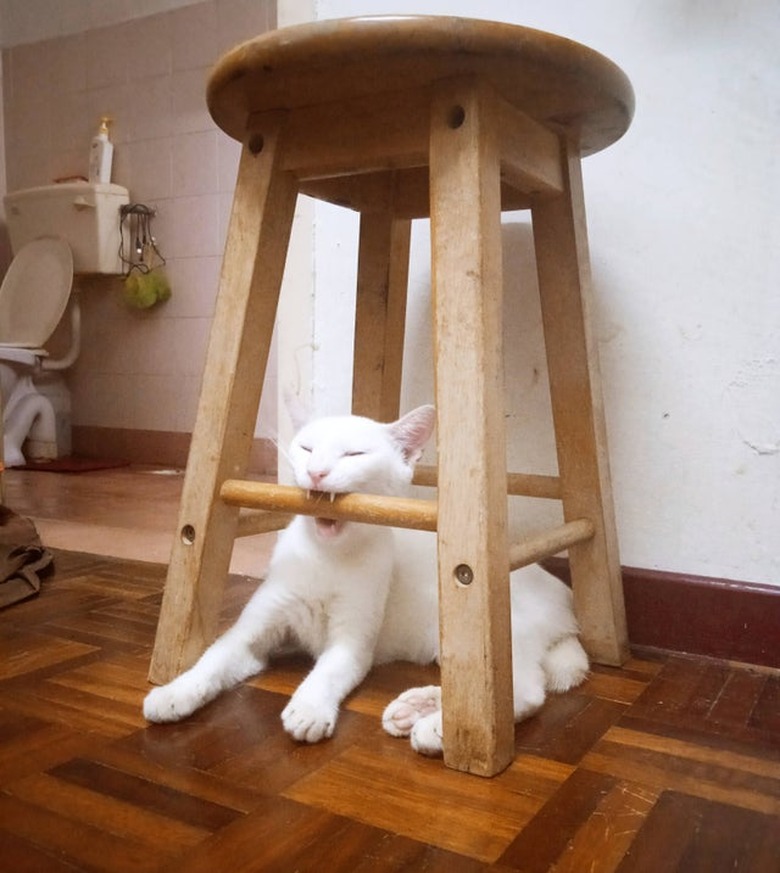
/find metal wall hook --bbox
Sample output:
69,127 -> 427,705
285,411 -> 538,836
118,202 -> 165,275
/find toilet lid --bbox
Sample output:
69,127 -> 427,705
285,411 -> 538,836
0,237 -> 74,347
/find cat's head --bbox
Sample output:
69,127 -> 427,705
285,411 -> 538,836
289,405 -> 435,540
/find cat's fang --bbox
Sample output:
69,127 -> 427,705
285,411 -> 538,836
329,492 -> 336,503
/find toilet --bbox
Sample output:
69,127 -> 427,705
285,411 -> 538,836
1,181 -> 129,466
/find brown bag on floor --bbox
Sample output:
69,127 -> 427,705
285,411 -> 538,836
0,506 -> 53,609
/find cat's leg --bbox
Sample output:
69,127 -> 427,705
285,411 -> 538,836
381,685 -> 441,737
144,585 -> 286,723
542,635 -> 589,692
281,640 -> 373,743
144,624 -> 268,722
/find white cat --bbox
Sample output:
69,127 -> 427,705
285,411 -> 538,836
143,405 -> 589,756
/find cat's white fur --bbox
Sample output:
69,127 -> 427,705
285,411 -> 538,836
143,405 -> 588,755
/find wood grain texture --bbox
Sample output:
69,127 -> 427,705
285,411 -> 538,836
429,76 -> 514,776
531,138 -> 629,666
352,211 -> 411,422
0,550 -> 777,871
509,518 -> 594,570
148,113 -> 298,685
207,15 -> 634,155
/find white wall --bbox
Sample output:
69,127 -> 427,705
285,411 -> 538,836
0,0 -> 202,48
302,0 -> 779,587
275,0 -> 316,466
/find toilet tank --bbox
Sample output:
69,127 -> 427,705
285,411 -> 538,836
4,181 -> 130,275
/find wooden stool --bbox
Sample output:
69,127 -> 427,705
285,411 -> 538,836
149,16 -> 633,776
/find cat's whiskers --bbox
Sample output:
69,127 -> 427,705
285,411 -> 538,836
265,430 -> 294,474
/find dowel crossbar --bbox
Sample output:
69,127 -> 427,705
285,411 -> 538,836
226,483 -> 589,568
509,519 -> 595,571
413,464 -> 561,500
220,480 -> 438,532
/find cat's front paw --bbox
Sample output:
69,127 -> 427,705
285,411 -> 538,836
143,681 -> 201,723
382,685 -> 442,738
281,695 -> 338,743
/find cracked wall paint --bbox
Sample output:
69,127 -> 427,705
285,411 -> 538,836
309,0 -> 780,588
725,358 -> 780,456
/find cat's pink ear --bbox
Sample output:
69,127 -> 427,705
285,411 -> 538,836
390,405 -> 435,463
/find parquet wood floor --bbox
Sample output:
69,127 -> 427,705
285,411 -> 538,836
0,549 -> 778,872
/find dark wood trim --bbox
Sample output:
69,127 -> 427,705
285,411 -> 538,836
71,426 -> 277,475
544,558 -> 780,669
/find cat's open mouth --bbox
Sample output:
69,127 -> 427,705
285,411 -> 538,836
314,516 -> 345,539
307,490 -> 346,539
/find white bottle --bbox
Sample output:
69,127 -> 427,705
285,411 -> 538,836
88,116 -> 113,184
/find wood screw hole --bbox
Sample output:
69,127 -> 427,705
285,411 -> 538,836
248,133 -> 265,155
454,563 -> 474,586
181,524 -> 196,545
447,105 -> 466,129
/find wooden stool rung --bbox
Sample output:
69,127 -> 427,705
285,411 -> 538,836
236,508 -> 293,537
220,480 -> 438,532
228,481 -> 590,573
413,464 -> 562,500
509,519 -> 595,571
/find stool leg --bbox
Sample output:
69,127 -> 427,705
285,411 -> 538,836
149,115 -> 298,684
429,78 -> 514,776
531,140 -> 629,667
352,211 -> 411,421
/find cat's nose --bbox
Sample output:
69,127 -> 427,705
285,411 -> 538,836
307,467 -> 330,488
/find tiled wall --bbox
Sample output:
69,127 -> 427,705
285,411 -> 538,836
1,0 -> 278,466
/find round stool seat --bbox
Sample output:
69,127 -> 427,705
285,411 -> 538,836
208,15 -> 634,157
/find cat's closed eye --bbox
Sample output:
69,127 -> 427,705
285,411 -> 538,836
299,445 -> 312,453
344,450 -> 367,457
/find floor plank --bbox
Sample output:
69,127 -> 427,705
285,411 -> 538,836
0,463 -> 777,873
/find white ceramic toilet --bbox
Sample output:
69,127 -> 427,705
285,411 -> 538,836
1,181 -> 129,466
0,237 -> 74,466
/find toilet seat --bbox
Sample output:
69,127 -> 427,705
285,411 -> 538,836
0,346 -> 46,366
0,237 -> 73,349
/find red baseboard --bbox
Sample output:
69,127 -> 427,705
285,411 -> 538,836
544,558 -> 780,669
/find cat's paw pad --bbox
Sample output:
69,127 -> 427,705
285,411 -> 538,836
382,686 -> 442,738
143,683 -> 199,723
281,696 -> 337,743
410,711 -> 444,757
